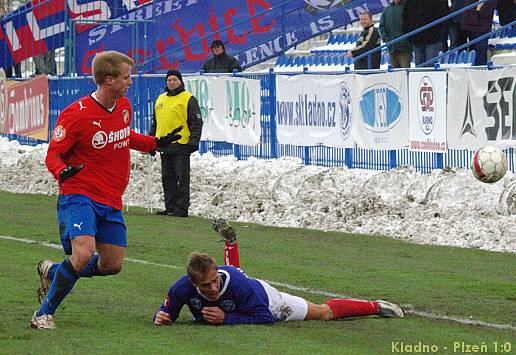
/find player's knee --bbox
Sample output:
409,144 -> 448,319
72,250 -> 95,270
99,262 -> 123,275
319,303 -> 334,320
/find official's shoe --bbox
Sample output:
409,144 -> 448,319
156,210 -> 174,216
211,218 -> 237,245
37,260 -> 54,304
30,311 -> 56,329
377,300 -> 405,318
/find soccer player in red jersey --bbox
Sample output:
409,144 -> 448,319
31,51 -> 182,329
153,220 -> 405,326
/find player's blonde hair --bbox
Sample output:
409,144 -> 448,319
187,252 -> 217,283
92,51 -> 134,85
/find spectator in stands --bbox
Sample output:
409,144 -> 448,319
34,50 -> 57,76
461,0 -> 498,65
347,12 -> 381,69
379,0 -> 412,68
202,40 -> 242,73
449,0 -> 467,49
149,70 -> 203,217
496,0 -> 515,26
403,0 -> 449,66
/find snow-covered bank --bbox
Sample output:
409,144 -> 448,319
1,138 -> 515,253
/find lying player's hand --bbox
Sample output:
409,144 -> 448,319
153,311 -> 172,326
156,126 -> 183,147
201,306 -> 225,325
59,164 -> 84,181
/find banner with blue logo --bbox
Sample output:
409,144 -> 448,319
72,0 -> 389,74
352,71 -> 408,149
275,75 -> 355,147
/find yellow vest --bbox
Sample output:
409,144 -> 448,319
154,91 -> 192,144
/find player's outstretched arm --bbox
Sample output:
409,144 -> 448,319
155,125 -> 183,148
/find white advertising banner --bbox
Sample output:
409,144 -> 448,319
408,71 -> 447,152
275,75 -> 355,148
447,67 -> 516,150
184,76 -> 261,146
352,71 -> 409,149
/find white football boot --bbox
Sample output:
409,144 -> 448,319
37,260 -> 54,304
30,311 -> 56,329
377,300 -> 405,318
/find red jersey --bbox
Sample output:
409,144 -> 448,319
46,95 -> 157,210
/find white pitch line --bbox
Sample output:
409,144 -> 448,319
1,235 -> 514,331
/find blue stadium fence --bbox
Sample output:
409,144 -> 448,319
3,70 -> 515,175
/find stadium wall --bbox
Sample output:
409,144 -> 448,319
2,68 -> 516,175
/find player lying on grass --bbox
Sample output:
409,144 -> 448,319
153,220 -> 404,325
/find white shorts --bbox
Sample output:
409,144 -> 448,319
258,280 -> 308,321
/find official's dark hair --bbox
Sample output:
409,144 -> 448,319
166,69 -> 183,84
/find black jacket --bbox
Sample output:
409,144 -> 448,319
202,52 -> 242,73
149,85 -> 203,155
403,0 -> 448,45
351,24 -> 382,69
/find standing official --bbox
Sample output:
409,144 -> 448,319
150,70 -> 203,217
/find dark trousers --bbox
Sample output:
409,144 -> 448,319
160,153 -> 190,216
465,31 -> 489,66
449,22 -> 467,49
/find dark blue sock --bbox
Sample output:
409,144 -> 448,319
47,263 -> 58,281
48,255 -> 102,280
37,258 -> 79,316
78,254 -> 103,277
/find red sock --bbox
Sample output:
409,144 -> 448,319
324,299 -> 379,319
223,241 -> 240,267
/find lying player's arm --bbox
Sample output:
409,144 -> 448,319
222,304 -> 275,325
153,311 -> 172,326
152,289 -> 183,326
201,301 -> 276,325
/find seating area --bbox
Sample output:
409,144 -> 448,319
489,25 -> 516,50
273,48 -> 476,72
310,32 -> 361,54
437,50 -> 476,67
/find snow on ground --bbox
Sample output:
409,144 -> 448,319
1,137 -> 515,253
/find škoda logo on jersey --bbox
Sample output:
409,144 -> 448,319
91,126 -> 131,149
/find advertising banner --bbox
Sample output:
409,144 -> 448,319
408,71 -> 447,152
352,71 -> 408,149
0,70 -> 49,141
275,74 -> 355,148
70,0 -> 389,74
184,75 -> 261,146
447,67 -> 516,150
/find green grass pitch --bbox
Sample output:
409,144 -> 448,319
0,191 -> 514,354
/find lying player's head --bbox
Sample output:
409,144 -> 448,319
187,252 -> 221,301
92,51 -> 134,86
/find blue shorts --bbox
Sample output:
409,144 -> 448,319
57,194 -> 127,255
